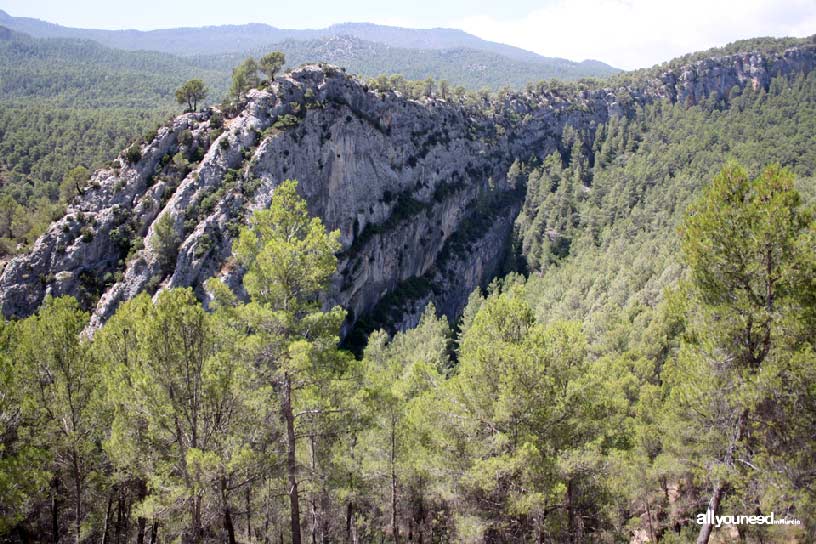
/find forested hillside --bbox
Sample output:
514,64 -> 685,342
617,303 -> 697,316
198,35 -> 616,90
0,28 -> 229,252
0,9 -> 618,68
0,29 -> 815,544
0,25 -> 614,256
518,68 -> 816,336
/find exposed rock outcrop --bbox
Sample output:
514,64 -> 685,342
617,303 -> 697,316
1,41 -> 814,337
652,45 -> 816,105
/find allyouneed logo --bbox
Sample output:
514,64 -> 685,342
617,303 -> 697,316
696,510 -> 802,528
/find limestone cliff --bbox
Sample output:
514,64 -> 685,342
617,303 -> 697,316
0,41 -> 813,337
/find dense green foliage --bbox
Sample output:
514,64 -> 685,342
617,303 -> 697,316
0,29 -> 227,255
507,70 -> 816,542
3,147 -> 815,544
0,29 -> 228,108
229,58 -> 261,98
206,36 -> 617,92
518,71 -> 816,340
259,52 -> 286,81
0,105 -> 167,252
0,24 -> 605,255
175,79 -> 208,112
2,28 -> 816,543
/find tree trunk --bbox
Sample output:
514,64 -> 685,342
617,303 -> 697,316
72,451 -> 82,544
390,417 -> 399,544
696,482 -> 725,544
345,501 -> 353,544
224,507 -> 236,544
310,435 -> 319,544
697,409 -> 748,544
124,494 -> 132,544
149,521 -> 158,544
51,476 -> 60,544
101,488 -> 114,544
246,482 -> 252,541
417,476 -> 425,544
221,473 -> 237,544
644,498 -> 657,544
566,479 -> 575,544
191,494 -> 202,544
264,479 -> 271,544
136,480 -> 148,544
283,372 -> 302,544
346,434 -> 357,544
136,517 -> 146,544
114,490 -> 124,544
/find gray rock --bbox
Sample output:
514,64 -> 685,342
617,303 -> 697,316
1,42 -> 814,338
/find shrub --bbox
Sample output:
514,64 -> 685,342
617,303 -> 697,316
79,226 -> 94,243
190,146 -> 205,162
151,213 -> 180,274
125,144 -> 142,164
110,224 -> 135,255
145,273 -> 162,293
243,177 -> 263,197
179,129 -> 193,147
199,188 -> 224,216
193,233 -> 212,259
210,111 -> 223,129
173,152 -> 190,175
126,238 -> 145,262
272,114 -> 300,130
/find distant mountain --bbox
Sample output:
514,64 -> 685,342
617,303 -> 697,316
0,27 -> 618,103
0,22 -> 617,228
323,23 -> 546,63
0,9 -> 618,73
199,36 -> 621,89
0,27 -> 229,107
0,25 -> 615,216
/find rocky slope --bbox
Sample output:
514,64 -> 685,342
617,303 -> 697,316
1,41 -> 814,339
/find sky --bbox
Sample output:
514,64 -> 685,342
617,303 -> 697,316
1,0 -> 814,69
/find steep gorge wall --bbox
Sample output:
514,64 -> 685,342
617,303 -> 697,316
1,42 -> 814,335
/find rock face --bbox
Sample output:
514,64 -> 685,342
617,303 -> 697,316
653,45 -> 816,105
1,42 -> 815,337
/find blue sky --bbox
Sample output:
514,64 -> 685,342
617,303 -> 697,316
1,0 -> 814,69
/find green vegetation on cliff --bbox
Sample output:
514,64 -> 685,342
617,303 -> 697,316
1,33 -> 816,544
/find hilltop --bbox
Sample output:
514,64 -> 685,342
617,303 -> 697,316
2,37 -> 813,342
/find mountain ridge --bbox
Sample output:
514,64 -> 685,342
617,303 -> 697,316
1,39 -> 813,338
0,9 -> 616,68
0,25 -> 617,102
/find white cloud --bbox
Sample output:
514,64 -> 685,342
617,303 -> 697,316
453,0 -> 816,69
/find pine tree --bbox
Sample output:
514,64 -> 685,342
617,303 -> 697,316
206,180 -> 344,544
665,163 -> 816,543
